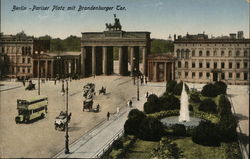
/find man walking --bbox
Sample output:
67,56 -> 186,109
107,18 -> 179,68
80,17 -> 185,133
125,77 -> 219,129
107,112 -> 110,120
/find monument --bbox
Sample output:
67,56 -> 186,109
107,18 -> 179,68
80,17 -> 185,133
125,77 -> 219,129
81,15 -> 151,77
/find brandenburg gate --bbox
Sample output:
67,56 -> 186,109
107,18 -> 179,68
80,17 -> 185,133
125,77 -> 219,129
80,16 -> 151,77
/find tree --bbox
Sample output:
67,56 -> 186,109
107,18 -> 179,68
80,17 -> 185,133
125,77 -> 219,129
214,81 -> 227,95
166,80 -> 177,93
201,83 -> 217,97
218,95 -> 232,117
192,121 -> 220,146
144,94 -> 160,114
189,91 -> 201,103
151,39 -> 174,54
199,99 -> 217,113
160,94 -> 180,110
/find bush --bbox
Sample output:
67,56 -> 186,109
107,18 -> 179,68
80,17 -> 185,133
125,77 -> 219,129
171,124 -> 186,136
125,109 -> 164,141
147,110 -> 180,120
112,139 -> 123,150
218,114 -> 238,142
191,111 -> 220,123
199,99 -> 217,114
189,92 -> 201,103
192,121 -> 220,146
218,95 -> 232,117
144,94 -> 160,114
159,94 -> 180,111
188,104 -> 193,111
138,117 -> 164,141
214,81 -> 227,95
173,81 -> 183,96
166,80 -> 177,93
201,84 -> 217,97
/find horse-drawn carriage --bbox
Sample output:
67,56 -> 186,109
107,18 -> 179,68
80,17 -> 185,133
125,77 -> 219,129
54,111 -> 71,131
83,83 -> 95,97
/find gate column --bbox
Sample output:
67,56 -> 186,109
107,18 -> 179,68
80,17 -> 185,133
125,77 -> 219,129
103,46 -> 108,75
92,46 -> 96,76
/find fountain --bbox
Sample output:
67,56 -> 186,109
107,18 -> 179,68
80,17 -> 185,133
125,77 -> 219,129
160,82 -> 201,127
179,83 -> 190,122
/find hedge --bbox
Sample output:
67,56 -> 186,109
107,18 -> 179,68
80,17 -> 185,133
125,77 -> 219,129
147,110 -> 180,120
190,111 -> 220,123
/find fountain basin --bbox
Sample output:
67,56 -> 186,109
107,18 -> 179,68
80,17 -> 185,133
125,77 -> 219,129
160,116 -> 202,128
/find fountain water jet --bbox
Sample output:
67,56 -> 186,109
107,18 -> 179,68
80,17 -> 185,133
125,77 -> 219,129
179,83 -> 190,122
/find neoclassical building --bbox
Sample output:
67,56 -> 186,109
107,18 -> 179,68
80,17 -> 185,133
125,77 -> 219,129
147,53 -> 175,82
0,32 -> 50,78
174,32 -> 250,85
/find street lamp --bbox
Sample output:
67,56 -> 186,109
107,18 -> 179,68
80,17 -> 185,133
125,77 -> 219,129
35,51 -> 43,95
61,80 -> 69,154
134,68 -> 140,101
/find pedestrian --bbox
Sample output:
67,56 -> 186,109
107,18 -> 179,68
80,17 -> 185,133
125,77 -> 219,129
129,100 -> 132,107
117,107 -> 120,113
107,112 -> 110,120
145,77 -> 147,84
140,78 -> 143,86
146,91 -> 149,98
54,78 -> 57,85
22,80 -> 25,87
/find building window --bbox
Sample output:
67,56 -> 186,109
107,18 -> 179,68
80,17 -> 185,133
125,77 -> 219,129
236,62 -> 240,69
221,73 -> 225,80
178,72 -> 181,78
192,72 -> 195,78
236,50 -> 240,57
228,51 -> 232,57
192,50 -> 195,56
199,62 -> 203,68
206,72 -> 210,79
28,58 -> 31,63
229,72 -> 232,79
236,73 -> 240,79
213,51 -> 217,56
28,68 -> 30,73
214,62 -> 217,69
206,62 -> 210,68
206,51 -> 210,56
23,68 -> 25,73
199,72 -> 203,79
244,62 -> 248,68
185,72 -> 188,78
229,62 -> 232,69
192,62 -> 195,68
199,51 -> 203,56
244,50 -> 248,57
221,51 -> 224,56
178,61 -> 181,68
244,72 -> 248,80
177,52 -> 180,58
221,62 -> 225,69
22,58 -> 25,63
185,62 -> 188,68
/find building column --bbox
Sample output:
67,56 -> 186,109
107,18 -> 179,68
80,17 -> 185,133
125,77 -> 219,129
153,62 -> 157,81
118,47 -> 123,75
75,58 -> 77,74
45,60 -> 48,78
68,60 -> 71,74
92,46 -> 96,76
103,46 -> 108,75
130,46 -> 135,76
164,62 -> 167,82
171,62 -> 174,80
142,46 -> 147,75
81,47 -> 86,77
51,60 -> 54,78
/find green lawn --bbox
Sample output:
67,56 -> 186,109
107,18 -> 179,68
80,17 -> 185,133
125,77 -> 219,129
125,139 -> 158,159
173,137 -> 227,159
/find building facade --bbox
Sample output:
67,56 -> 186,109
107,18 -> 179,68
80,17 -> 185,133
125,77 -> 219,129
174,32 -> 250,85
0,32 -> 50,79
147,53 -> 175,82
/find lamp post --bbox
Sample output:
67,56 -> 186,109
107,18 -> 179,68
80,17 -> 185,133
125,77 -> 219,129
61,80 -> 69,154
35,51 -> 43,95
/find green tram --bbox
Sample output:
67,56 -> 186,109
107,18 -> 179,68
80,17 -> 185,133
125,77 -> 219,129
15,96 -> 48,124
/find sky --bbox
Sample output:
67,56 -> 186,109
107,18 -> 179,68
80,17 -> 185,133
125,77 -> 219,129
1,0 -> 249,39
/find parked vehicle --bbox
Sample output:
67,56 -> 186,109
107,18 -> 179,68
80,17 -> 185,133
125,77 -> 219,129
54,111 -> 71,131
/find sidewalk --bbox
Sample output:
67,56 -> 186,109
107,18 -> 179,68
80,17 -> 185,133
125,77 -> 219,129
53,84 -> 165,158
